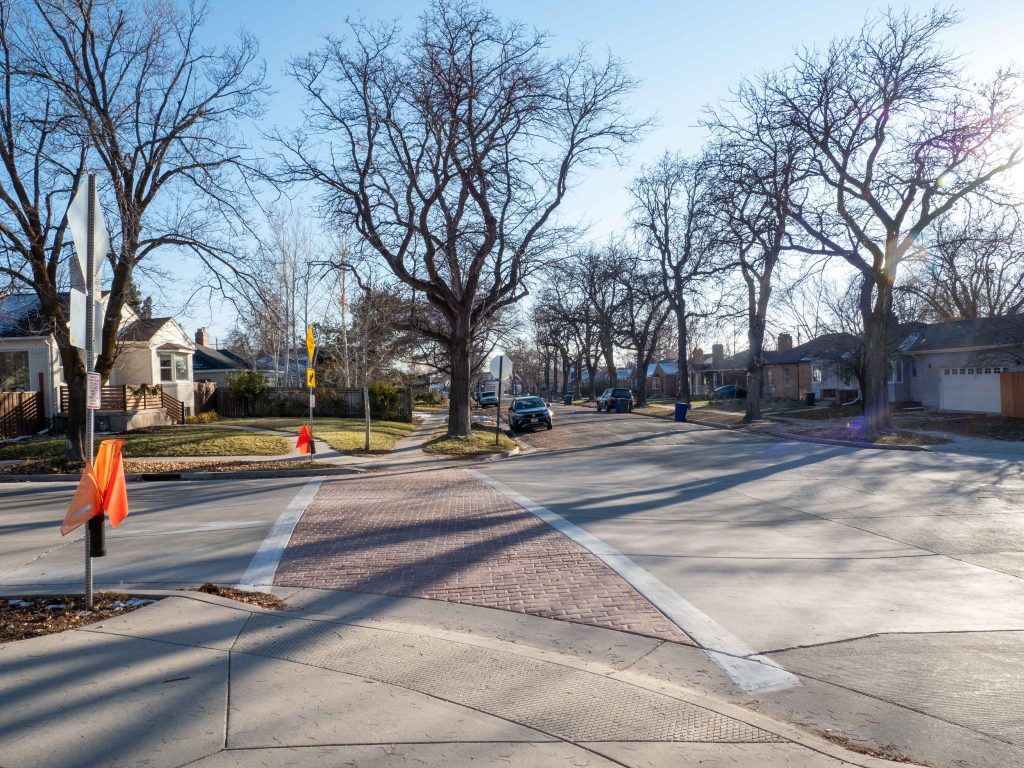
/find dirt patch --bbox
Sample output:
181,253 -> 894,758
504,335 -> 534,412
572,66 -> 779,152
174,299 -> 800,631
793,426 -> 950,446
188,583 -> 287,610
1,593 -> 157,643
821,729 -> 927,765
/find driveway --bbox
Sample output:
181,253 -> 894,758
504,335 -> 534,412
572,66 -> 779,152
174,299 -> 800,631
474,406 -> 1024,767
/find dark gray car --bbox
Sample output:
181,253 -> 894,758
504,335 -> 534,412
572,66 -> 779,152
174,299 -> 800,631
507,395 -> 552,432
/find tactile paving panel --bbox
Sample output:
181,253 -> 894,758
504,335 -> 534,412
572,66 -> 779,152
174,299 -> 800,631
234,614 -> 784,744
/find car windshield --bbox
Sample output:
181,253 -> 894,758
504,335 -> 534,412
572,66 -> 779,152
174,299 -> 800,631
515,397 -> 545,410
612,389 -> 631,397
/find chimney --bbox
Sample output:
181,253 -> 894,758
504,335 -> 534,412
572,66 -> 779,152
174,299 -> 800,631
690,347 -> 704,366
195,327 -> 210,347
777,333 -> 793,352
712,343 -> 724,367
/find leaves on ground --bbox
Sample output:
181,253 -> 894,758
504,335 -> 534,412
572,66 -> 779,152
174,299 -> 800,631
190,583 -> 287,610
0,593 -> 157,643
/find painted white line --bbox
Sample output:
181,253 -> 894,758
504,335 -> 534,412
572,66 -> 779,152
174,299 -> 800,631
235,478 -> 324,593
467,469 -> 800,694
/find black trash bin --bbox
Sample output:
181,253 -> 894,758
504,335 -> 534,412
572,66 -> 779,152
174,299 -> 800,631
805,391 -> 816,406
563,395 -> 572,405
674,402 -> 690,422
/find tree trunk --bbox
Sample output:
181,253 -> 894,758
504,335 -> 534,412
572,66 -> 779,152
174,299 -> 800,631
861,275 -> 893,434
447,316 -> 473,438
675,295 -> 692,402
560,349 -> 570,395
601,338 -> 616,388
744,313 -> 766,423
57,341 -> 87,463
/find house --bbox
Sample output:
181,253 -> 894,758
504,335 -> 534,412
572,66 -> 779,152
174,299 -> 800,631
0,292 -> 194,431
649,360 -> 678,397
192,328 -> 254,387
763,333 -> 862,403
690,344 -> 747,397
894,315 -> 1024,413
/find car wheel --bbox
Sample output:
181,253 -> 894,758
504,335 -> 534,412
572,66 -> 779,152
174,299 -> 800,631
546,422 -> 552,430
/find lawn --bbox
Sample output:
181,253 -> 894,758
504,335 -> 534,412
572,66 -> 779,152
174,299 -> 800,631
895,413 -> 1024,442
224,417 -> 416,453
777,404 -> 863,421
422,424 -> 517,456
0,426 -> 290,461
792,426 -> 950,447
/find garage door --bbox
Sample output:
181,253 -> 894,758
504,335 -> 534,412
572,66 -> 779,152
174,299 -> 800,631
939,366 -> 1008,413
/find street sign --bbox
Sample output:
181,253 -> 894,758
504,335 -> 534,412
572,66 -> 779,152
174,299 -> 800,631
69,291 -> 102,350
309,393 -> 316,408
67,182 -> 109,290
306,325 -> 315,363
86,372 -> 101,409
306,368 -> 316,387
489,354 -> 513,381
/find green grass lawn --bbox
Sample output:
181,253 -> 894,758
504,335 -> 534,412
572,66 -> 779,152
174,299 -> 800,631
422,424 -> 517,456
223,417 -> 416,453
0,426 -> 290,461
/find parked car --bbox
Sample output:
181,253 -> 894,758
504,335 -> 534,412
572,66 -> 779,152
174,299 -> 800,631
713,384 -> 747,399
476,390 -> 498,407
596,387 -> 636,412
507,395 -> 552,432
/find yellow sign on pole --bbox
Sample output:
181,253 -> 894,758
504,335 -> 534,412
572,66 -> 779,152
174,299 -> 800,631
306,368 -> 316,388
306,325 -> 315,362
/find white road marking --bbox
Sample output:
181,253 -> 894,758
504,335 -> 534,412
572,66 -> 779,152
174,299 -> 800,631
235,478 -> 324,593
468,469 -> 800,694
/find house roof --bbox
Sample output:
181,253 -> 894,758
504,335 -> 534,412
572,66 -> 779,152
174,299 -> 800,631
193,344 -> 253,372
765,333 -> 861,364
902,315 -> 1024,353
0,294 -> 56,337
119,317 -> 173,342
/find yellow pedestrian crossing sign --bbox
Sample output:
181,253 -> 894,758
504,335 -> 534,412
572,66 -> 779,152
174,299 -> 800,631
306,368 -> 316,387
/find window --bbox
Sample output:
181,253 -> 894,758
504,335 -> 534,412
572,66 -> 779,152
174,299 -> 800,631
159,352 -> 190,382
890,360 -> 903,384
0,351 -> 30,390
812,366 -> 822,383
651,376 -> 662,391
783,367 -> 792,384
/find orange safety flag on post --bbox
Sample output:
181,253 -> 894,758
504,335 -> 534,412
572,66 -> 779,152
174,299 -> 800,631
296,424 -> 312,454
61,462 -> 102,536
61,439 -> 129,535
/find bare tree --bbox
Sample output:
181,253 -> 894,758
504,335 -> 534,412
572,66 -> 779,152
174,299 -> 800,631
705,79 -> 801,422
901,201 -> 1024,320
274,0 -> 644,437
8,0 -> 265,458
630,152 -> 722,402
613,256 -> 670,407
770,8 -> 1023,432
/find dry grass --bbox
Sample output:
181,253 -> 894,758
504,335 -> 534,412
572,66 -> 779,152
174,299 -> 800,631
0,458 -> 337,475
224,417 -> 415,453
1,593 -> 157,643
780,404 -> 863,421
793,426 -> 950,446
896,412 -> 1024,442
422,424 -> 517,456
820,730 -> 925,765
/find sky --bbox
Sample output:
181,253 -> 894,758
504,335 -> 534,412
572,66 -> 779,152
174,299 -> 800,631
170,0 -> 1024,343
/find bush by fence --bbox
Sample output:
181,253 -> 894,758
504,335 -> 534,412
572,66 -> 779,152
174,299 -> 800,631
213,385 -> 412,422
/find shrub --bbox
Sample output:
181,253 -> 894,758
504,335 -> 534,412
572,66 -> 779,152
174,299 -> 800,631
416,391 -> 446,406
369,380 -> 405,421
226,370 -> 268,399
186,411 -> 219,424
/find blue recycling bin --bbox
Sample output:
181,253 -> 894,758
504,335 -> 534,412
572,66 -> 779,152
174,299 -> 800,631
614,397 -> 628,414
674,402 -> 690,422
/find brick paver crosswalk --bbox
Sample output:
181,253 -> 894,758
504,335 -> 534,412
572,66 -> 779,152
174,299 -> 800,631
276,469 -> 692,644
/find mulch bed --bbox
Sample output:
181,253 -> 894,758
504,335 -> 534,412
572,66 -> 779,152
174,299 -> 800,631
0,593 -> 157,643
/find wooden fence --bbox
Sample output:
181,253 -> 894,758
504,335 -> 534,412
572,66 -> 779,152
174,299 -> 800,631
1001,372 -> 1024,418
161,390 -> 185,424
214,387 -> 366,419
0,391 -> 44,439
60,385 -> 162,412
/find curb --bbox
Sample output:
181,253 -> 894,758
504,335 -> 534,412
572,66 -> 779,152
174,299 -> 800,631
0,465 -> 365,483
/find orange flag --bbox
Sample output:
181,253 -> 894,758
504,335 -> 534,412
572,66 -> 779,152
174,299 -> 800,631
61,439 -> 129,535
103,448 -> 129,527
296,424 -> 312,454
61,462 -> 102,536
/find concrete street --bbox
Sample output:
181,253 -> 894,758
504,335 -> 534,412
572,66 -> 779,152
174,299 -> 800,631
1,408 -> 1021,767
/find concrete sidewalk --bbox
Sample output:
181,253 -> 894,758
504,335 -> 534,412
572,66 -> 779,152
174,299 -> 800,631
0,588 -> 900,768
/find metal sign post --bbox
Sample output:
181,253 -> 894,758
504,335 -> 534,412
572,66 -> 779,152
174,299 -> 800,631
84,173 -> 103,606
489,354 -> 513,446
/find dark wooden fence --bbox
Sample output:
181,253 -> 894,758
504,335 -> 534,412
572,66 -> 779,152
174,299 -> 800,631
60,385 -> 162,412
1001,372 -> 1024,418
161,391 -> 185,423
0,391 -> 44,439
214,387 -> 366,419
